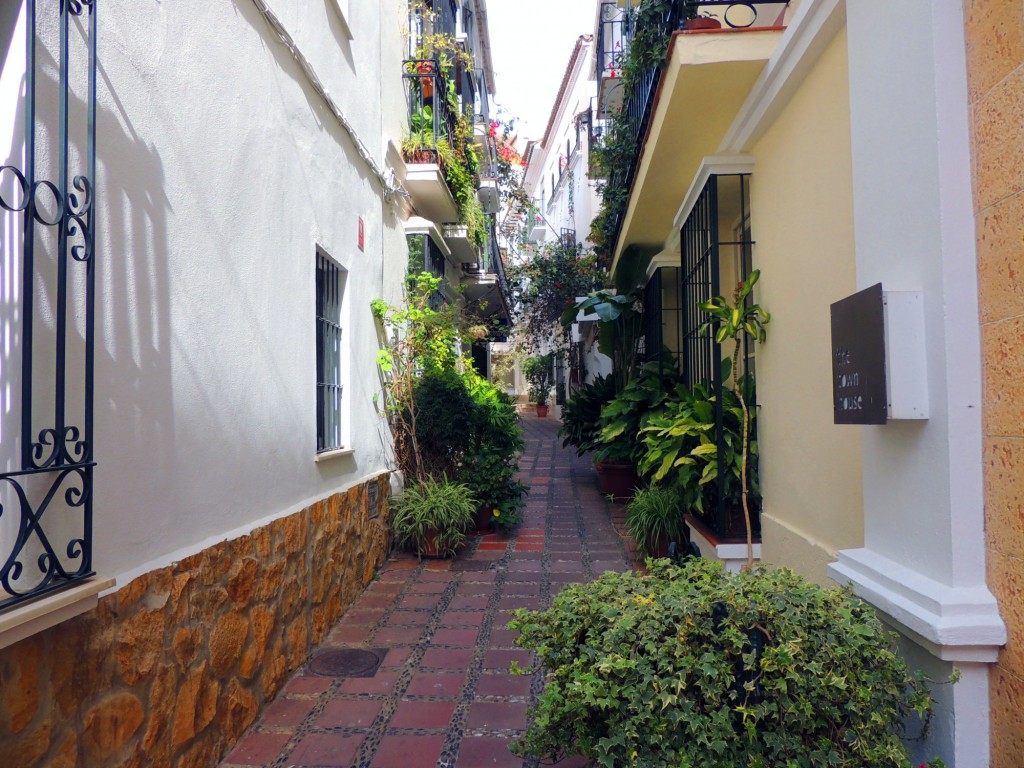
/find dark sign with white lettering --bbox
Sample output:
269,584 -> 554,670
831,283 -> 887,425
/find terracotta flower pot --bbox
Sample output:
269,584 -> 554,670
684,16 -> 722,30
595,461 -> 639,501
536,404 -> 549,417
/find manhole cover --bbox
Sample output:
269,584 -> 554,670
308,648 -> 384,678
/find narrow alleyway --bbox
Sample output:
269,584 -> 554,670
220,414 -> 633,768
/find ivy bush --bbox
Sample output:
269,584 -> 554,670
510,559 -> 938,768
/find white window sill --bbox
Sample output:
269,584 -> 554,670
315,447 -> 355,463
0,577 -> 115,651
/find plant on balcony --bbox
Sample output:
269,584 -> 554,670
507,239 -> 603,356
699,269 -> 770,568
509,559 -> 942,768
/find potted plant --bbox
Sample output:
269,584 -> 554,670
559,374 -> 617,456
523,353 -> 554,417
625,486 -> 689,558
699,270 -> 770,567
391,477 -> 476,558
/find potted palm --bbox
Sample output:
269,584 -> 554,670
391,478 -> 476,558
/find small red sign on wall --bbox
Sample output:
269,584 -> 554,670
358,216 -> 365,252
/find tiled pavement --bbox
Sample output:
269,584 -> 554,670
220,413 -> 635,768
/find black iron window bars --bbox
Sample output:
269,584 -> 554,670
0,0 -> 99,612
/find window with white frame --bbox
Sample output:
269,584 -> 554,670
316,251 -> 347,453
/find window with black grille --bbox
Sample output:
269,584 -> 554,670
316,252 -> 346,453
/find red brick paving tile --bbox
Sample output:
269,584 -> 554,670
261,697 -> 317,728
382,558 -> 420,571
223,732 -> 291,765
369,735 -> 444,768
383,611 -> 431,627
408,581 -> 448,593
432,628 -> 480,646
478,542 -> 510,550
502,583 -> 540,596
506,560 -> 543,572
380,647 -> 413,669
373,626 -> 425,645
475,673 -> 532,698
353,594 -> 398,610
289,732 -> 363,766
417,570 -> 455,582
455,582 -> 496,596
339,671 -> 400,695
481,533 -> 511,542
420,648 -> 474,669
366,581 -> 404,594
337,608 -> 385,625
483,649 -> 533,671
328,626 -> 375,644
468,549 -> 505,560
487,629 -> 521,648
283,675 -> 334,696
377,568 -> 415,581
498,597 -> 542,610
389,699 -> 457,729
466,701 -> 530,730
315,698 -> 384,729
442,610 -> 486,626
449,596 -> 490,610
397,593 -> 444,610
455,736 -> 522,768
509,551 -> 544,561
423,559 -> 453,571
406,671 -> 466,697
462,571 -> 497,582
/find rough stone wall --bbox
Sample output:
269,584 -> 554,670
0,475 -> 391,768
964,1 -> 1024,765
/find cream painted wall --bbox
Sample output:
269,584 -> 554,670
747,29 -> 862,584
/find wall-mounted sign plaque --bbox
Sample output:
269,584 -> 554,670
831,283 -> 887,425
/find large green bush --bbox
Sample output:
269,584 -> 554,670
509,560 -> 937,768
559,374 -> 617,456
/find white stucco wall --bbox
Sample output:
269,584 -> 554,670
1,0 -> 410,590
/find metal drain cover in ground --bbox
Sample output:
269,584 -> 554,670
308,648 -> 384,678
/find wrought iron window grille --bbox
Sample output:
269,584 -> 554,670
679,173 -> 757,540
1,0 -> 99,612
316,253 -> 345,453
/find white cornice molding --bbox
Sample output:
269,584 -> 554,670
672,154 -> 755,231
829,548 -> 1006,662
720,0 -> 846,153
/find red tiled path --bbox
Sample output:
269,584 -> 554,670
221,413 -> 629,768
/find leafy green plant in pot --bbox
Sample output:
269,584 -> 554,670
522,353 -> 554,416
558,374 -> 616,456
592,363 -> 678,499
625,485 -> 689,558
390,477 -> 476,559
699,269 -> 770,568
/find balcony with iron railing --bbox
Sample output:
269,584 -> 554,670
594,0 -> 787,261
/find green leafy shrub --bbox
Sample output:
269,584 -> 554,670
510,559 -> 937,768
625,486 -> 687,557
414,368 -> 479,477
391,478 -> 476,558
455,370 -> 526,529
559,374 -> 617,457
594,363 -> 678,464
638,377 -> 759,518
523,353 -> 554,406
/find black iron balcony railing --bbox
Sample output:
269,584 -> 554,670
597,0 -> 786,255
403,59 -> 458,163
1,0 -> 99,612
